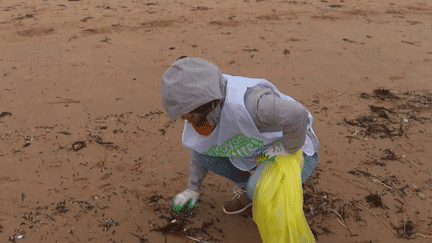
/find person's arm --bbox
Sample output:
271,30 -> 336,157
172,150 -> 207,212
244,85 -> 309,154
187,151 -> 209,193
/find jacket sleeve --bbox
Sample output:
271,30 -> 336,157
244,85 -> 309,154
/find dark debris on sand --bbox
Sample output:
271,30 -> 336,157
302,172 -> 364,238
365,193 -> 388,209
148,194 -> 223,242
345,89 -> 431,138
0,111 -> 12,118
150,211 -> 221,239
391,219 -> 417,239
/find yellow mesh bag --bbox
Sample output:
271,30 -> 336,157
253,150 -> 315,243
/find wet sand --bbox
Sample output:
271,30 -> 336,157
1,0 -> 432,242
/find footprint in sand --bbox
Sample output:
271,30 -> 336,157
49,160 -> 62,168
73,177 -> 89,188
17,28 -> 54,37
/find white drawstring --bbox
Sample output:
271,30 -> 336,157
227,187 -> 247,200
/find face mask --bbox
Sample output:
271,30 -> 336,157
191,120 -> 213,137
182,100 -> 222,137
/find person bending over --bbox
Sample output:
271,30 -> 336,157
161,57 -> 320,214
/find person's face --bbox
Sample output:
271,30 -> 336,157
181,100 -> 217,123
180,100 -> 219,136
180,112 -> 207,126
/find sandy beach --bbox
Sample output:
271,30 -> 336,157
1,0 -> 432,242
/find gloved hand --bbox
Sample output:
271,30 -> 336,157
256,140 -> 289,166
172,189 -> 199,213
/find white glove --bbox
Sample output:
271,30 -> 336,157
256,140 -> 289,165
172,189 -> 199,213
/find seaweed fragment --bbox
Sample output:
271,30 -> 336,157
348,168 -> 371,177
365,193 -> 387,209
102,218 -> 119,231
369,105 -> 394,119
141,110 -> 164,118
382,149 -> 397,160
55,201 -> 69,214
150,214 -> 193,236
372,89 -> 400,100
94,136 -> 114,145
150,209 -> 221,241
391,219 -> 416,239
148,195 -> 164,203
71,141 -> 86,151
129,232 -> 148,242
0,111 -> 12,118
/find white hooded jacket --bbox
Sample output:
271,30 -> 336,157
162,58 -> 320,172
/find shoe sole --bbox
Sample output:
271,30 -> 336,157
222,202 -> 253,215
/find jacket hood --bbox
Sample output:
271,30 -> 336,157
161,58 -> 226,120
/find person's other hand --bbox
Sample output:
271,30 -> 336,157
172,189 -> 199,213
256,140 -> 289,166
